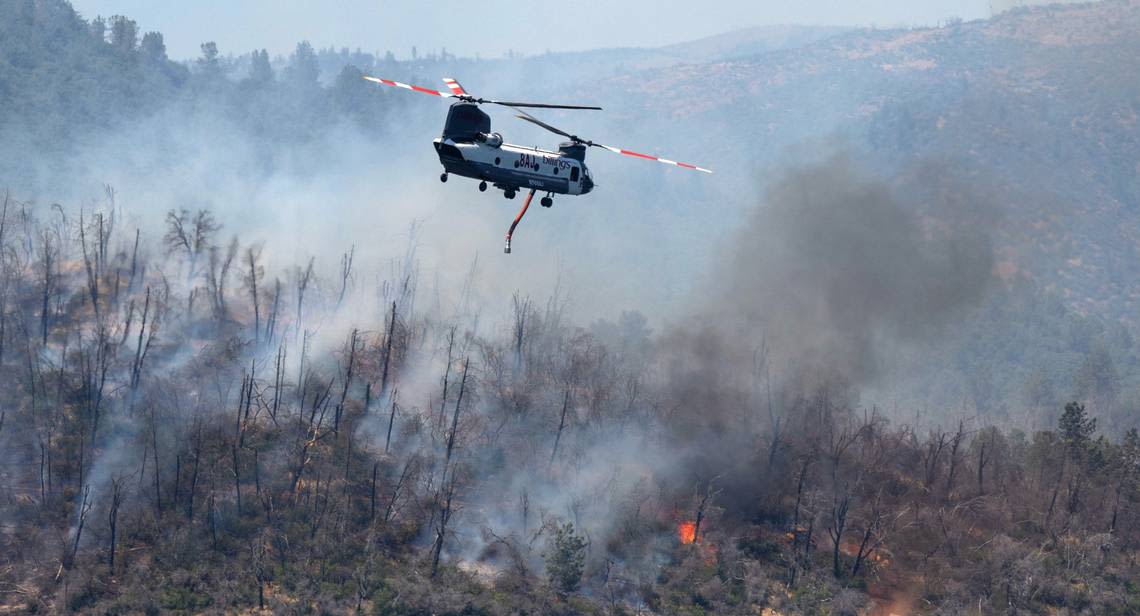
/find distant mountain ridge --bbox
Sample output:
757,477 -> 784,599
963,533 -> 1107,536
3,0 -> 1139,326
599,0 -> 1140,322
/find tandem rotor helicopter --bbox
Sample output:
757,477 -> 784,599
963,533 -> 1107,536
362,75 -> 712,253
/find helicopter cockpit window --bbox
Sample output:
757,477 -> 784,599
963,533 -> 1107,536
570,166 -> 580,182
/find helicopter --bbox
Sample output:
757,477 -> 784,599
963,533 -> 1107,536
362,76 -> 712,253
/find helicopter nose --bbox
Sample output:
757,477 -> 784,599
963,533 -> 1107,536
581,175 -> 594,194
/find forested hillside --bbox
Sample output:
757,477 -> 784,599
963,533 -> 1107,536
0,0 -> 400,191
0,160 -> 1138,614
603,0 -> 1140,322
2,1 -> 1140,614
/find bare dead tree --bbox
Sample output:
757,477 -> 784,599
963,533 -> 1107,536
380,301 -> 397,397
430,475 -> 457,577
78,210 -> 100,322
828,488 -> 852,578
385,388 -> 398,453
354,530 -> 379,611
108,475 -> 124,576
265,277 -> 282,343
150,405 -> 163,514
81,327 -> 110,445
438,325 -> 456,432
163,208 -> 219,281
271,343 -> 285,424
337,244 -> 354,308
38,229 -> 57,345
290,377 -> 334,494
788,454 -> 816,588
443,359 -> 469,480
334,329 -> 359,434
851,489 -> 885,577
251,531 -> 269,610
370,461 -> 379,522
945,419 -> 967,498
187,419 -> 203,521
692,478 -> 722,546
65,484 -> 93,571
384,457 -> 416,524
244,243 -> 264,342
233,377 -> 247,515
755,337 -> 783,468
206,236 -> 238,320
511,291 -> 531,368
550,386 -> 571,466
128,228 -> 140,290
294,257 -> 314,341
922,430 -> 949,491
130,286 -> 157,391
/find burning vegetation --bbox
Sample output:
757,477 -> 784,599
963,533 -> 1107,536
677,520 -> 697,545
0,154 -> 1139,614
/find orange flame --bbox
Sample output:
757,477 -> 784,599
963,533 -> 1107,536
678,521 -> 697,545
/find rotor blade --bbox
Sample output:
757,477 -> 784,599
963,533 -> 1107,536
442,77 -> 467,96
491,101 -> 602,110
593,143 -> 714,174
363,76 -> 454,98
515,112 -> 713,173
514,113 -> 574,140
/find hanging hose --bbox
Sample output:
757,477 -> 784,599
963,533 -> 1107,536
504,189 -> 537,254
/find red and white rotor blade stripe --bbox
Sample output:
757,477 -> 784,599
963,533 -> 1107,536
362,75 -> 455,98
596,144 -> 713,174
442,78 -> 467,96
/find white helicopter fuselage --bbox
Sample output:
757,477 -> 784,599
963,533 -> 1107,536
433,137 -> 594,196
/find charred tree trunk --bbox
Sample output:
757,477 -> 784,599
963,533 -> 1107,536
438,326 -> 456,432
431,477 -> 457,577
266,278 -> 281,343
245,245 -> 262,343
151,406 -> 162,514
692,479 -> 719,546
944,420 -> 965,498
370,461 -> 379,522
65,484 -> 93,571
384,458 -> 415,524
385,389 -> 398,453
40,231 -> 55,345
130,286 -> 152,391
828,492 -> 851,578
380,301 -> 397,397
550,387 -> 571,466
334,329 -> 358,434
443,360 -> 469,479
337,245 -> 354,309
187,422 -> 202,521
108,478 -> 123,576
128,228 -> 140,290
294,258 -> 314,341
272,344 -> 285,424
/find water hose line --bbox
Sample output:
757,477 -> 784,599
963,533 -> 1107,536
504,189 -> 537,254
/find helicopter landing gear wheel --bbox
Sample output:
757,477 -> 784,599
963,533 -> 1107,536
504,189 -> 517,200
440,173 -> 448,183
540,196 -> 553,208
479,181 -> 487,192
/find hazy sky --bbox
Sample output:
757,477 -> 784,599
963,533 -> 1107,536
70,0 -> 991,60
